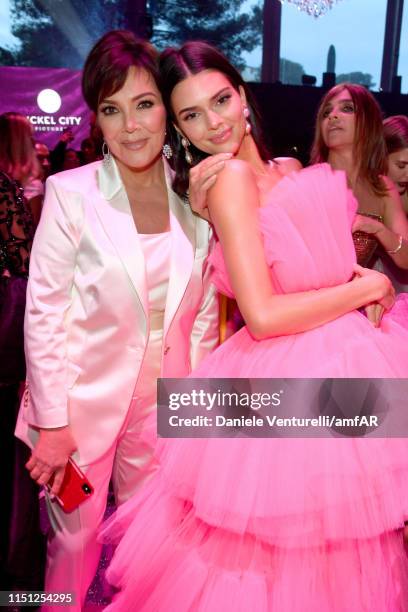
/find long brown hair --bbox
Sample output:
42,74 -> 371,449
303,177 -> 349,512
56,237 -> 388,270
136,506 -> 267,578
0,112 -> 38,185
159,41 -> 270,197
311,84 -> 388,196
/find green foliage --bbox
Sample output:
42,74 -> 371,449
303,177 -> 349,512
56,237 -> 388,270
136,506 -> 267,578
151,0 -> 262,69
0,47 -> 16,65
1,1 -> 262,71
336,71 -> 375,89
3,0 -> 126,68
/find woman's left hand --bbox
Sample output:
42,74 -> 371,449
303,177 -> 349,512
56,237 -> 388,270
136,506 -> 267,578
364,303 -> 385,328
352,214 -> 383,235
353,263 -> 395,327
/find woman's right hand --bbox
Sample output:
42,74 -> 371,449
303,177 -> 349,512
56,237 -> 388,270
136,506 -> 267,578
26,426 -> 77,495
189,153 -> 232,222
352,264 -> 395,326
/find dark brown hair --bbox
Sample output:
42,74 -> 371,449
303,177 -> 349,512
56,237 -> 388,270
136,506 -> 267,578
383,115 -> 408,155
82,30 -> 160,114
159,41 -> 269,197
311,83 -> 388,196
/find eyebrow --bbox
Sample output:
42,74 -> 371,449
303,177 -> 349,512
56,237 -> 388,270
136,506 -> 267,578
99,91 -> 158,105
177,86 -> 232,116
324,98 -> 354,107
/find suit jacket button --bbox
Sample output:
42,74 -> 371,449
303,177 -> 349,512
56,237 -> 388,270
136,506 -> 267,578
164,346 -> 170,355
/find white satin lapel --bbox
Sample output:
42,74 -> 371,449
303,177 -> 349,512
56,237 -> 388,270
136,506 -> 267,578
94,160 -> 149,322
163,160 -> 195,335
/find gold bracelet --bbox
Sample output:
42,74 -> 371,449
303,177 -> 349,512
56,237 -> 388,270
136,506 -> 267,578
387,234 -> 403,254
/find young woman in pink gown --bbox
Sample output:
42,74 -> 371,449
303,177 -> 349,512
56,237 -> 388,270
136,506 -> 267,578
101,42 -> 408,611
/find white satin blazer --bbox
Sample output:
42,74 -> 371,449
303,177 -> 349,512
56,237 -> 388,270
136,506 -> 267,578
16,158 -> 219,464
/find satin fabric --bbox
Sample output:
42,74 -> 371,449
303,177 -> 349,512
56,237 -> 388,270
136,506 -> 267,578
15,157 -> 219,610
16,157 -> 219,465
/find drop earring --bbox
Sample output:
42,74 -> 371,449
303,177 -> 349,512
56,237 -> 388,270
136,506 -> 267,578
102,141 -> 112,166
181,136 -> 193,165
243,106 -> 251,135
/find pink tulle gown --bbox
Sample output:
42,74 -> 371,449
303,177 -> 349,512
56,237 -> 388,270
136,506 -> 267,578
101,164 -> 408,611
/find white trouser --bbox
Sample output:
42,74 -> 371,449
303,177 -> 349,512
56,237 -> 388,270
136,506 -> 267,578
42,395 -> 158,612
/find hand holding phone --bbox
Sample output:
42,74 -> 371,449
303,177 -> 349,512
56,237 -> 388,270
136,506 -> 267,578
49,458 -> 94,513
26,425 -> 77,494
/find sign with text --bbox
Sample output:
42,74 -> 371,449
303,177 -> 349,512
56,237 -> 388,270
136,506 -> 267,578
0,66 -> 90,148
157,378 -> 408,438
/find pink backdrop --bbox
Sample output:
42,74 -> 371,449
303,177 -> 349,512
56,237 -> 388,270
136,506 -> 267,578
0,66 -> 91,149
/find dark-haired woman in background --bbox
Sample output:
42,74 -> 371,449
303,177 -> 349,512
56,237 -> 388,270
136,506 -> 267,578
101,42 -> 408,611
384,115 -> 408,215
375,115 -> 408,298
16,31 -> 219,609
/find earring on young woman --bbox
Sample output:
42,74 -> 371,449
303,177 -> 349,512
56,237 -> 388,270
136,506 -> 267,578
181,136 -> 193,165
243,106 -> 251,135
102,141 -> 112,166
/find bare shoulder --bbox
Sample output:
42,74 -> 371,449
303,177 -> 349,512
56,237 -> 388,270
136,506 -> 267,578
378,176 -> 408,232
208,158 -> 259,212
221,158 -> 255,178
274,157 -> 302,175
211,158 -> 257,192
380,174 -> 402,208
381,174 -> 395,190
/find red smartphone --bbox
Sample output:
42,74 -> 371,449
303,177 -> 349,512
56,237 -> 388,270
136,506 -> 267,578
49,458 -> 94,513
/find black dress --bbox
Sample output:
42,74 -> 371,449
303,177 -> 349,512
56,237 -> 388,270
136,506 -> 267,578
0,171 -> 45,594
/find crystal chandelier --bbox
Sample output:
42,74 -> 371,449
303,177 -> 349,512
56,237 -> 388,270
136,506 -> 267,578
279,0 -> 342,18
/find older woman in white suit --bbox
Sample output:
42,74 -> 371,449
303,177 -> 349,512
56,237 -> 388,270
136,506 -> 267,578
16,31 -> 220,609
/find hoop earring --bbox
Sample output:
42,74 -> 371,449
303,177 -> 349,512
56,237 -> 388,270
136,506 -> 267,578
181,136 -> 193,165
102,141 -> 112,166
162,143 -> 173,159
243,107 -> 251,135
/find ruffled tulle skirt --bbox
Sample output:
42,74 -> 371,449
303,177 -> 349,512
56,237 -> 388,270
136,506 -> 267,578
102,468 -> 408,611
101,306 -> 408,611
